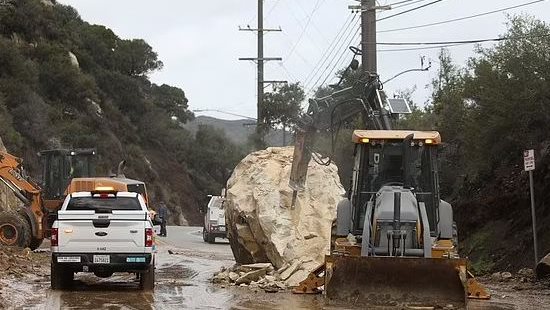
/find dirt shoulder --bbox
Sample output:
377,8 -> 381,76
469,272 -> 550,310
0,246 -> 50,308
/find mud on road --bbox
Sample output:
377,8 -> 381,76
2,226 -> 550,309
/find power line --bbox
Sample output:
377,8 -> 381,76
193,109 -> 257,120
281,31 -> 312,66
378,0 -> 547,33
387,0 -> 418,6
315,26 -> 361,91
278,62 -> 300,83
377,0 -> 445,22
285,0 -> 324,61
378,43 -> 468,52
265,0 -> 281,21
303,14 -> 355,86
377,33 -> 550,45
307,18 -> 361,92
392,0 -> 430,9
293,0 -> 330,43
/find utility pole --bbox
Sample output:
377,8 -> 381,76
350,0 -> 389,72
239,0 -> 286,145
257,0 -> 264,123
363,0 -> 376,73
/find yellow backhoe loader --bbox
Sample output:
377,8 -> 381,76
288,69 -> 489,308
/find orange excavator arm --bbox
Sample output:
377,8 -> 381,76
0,152 -> 45,238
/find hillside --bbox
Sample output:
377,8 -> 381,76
0,0 -> 244,224
185,116 -> 287,146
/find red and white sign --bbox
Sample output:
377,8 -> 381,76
524,149 -> 535,171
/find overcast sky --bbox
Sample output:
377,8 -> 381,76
57,0 -> 550,120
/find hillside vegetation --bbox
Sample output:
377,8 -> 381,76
398,15 -> 550,272
0,0 -> 244,224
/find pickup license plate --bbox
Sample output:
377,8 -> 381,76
93,255 -> 110,264
126,257 -> 146,263
58,256 -> 81,263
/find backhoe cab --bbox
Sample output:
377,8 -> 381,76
343,130 -> 448,246
40,149 -> 96,201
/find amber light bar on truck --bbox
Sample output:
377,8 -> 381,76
359,138 -> 436,146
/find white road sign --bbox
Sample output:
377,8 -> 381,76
524,149 -> 535,171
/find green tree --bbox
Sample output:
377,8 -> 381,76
76,24 -> 119,72
462,15 -> 550,176
261,82 -> 305,145
191,125 -> 245,193
152,84 -> 193,123
114,39 -> 163,76
395,87 -> 436,131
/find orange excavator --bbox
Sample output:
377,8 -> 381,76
0,149 -> 150,250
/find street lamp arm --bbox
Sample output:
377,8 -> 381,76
382,64 -> 432,84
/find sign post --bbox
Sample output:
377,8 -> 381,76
524,149 -> 538,265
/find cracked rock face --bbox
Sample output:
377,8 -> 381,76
225,147 -> 344,286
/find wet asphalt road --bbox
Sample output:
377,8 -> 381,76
18,227 -> 518,310
25,226 -> 325,310
30,226 -> 236,309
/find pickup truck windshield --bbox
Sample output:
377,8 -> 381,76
67,196 -> 141,212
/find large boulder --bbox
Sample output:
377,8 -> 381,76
226,147 -> 345,286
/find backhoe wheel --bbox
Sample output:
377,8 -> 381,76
0,211 -> 31,248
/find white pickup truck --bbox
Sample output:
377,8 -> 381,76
50,189 -> 155,290
202,195 -> 227,243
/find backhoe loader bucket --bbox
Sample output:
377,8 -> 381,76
325,255 -> 468,308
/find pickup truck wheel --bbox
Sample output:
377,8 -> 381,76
51,261 -> 74,290
207,234 -> 215,244
0,211 -> 31,248
202,228 -> 209,242
140,260 -> 155,290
